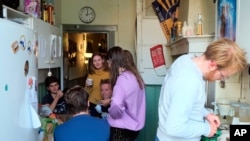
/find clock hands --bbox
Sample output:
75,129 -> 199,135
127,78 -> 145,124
86,9 -> 93,16
86,9 -> 89,16
80,7 -> 95,23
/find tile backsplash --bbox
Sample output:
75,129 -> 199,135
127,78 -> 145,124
215,66 -> 250,103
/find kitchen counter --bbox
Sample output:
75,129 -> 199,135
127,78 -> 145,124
217,117 -> 250,141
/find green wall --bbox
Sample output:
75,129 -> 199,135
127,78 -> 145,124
38,84 -> 162,141
137,85 -> 161,141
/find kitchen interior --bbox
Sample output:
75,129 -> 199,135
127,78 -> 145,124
1,0 -> 250,141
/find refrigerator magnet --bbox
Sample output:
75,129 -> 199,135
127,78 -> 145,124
27,77 -> 33,89
27,41 -> 32,55
24,60 -> 29,76
19,35 -> 26,50
11,41 -> 19,53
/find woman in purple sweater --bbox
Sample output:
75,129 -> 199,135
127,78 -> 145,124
107,47 -> 146,141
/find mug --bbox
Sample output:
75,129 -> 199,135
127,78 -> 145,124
86,78 -> 93,88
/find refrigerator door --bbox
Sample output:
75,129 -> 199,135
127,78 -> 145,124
0,19 -> 39,141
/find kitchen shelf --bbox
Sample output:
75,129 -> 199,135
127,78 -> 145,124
2,5 -> 33,28
166,35 -> 215,56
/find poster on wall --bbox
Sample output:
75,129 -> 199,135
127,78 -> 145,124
152,0 -> 180,42
217,0 -> 236,41
150,44 -> 166,76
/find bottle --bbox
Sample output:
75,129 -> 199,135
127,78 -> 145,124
197,13 -> 203,35
171,24 -> 176,41
42,1 -> 48,22
176,21 -> 182,37
47,3 -> 54,25
182,21 -> 187,37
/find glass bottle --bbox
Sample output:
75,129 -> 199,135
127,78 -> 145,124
197,13 -> 203,35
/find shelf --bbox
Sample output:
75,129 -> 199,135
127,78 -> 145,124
2,5 -> 33,28
166,35 -> 215,56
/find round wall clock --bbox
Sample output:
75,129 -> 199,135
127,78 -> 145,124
79,6 -> 96,23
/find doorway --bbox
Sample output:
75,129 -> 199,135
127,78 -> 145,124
62,24 -> 117,88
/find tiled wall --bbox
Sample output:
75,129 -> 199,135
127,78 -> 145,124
215,67 -> 250,103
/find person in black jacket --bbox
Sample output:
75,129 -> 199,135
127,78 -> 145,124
42,76 -> 66,114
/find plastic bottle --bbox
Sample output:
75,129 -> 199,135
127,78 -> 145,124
182,21 -> 187,37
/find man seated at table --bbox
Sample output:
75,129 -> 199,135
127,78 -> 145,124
54,85 -> 110,141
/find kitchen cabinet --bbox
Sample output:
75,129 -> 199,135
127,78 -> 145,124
2,5 -> 63,69
33,18 -> 64,89
2,5 -> 32,28
33,18 -> 62,69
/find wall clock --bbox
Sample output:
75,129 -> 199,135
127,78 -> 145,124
79,6 -> 96,23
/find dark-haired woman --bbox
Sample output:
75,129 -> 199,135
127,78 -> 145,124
107,47 -> 146,141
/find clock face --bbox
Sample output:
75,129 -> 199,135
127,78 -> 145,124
79,6 -> 96,23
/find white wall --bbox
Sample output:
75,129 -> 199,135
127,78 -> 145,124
136,0 -> 173,85
60,0 -> 136,52
59,0 -> 138,82
215,63 -> 250,104
136,0 -> 250,103
178,0 -> 215,35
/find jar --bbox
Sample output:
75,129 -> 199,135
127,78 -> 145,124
230,102 -> 241,117
239,104 -> 250,122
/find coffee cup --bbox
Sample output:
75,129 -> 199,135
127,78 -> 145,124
86,78 -> 93,88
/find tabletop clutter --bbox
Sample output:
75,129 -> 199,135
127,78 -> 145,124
38,105 -> 72,141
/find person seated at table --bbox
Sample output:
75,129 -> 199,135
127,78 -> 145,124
95,79 -> 112,118
42,76 -> 66,114
54,85 -> 110,141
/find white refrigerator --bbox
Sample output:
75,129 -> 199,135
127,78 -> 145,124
0,19 -> 40,141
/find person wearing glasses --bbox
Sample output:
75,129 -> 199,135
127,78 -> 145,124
155,38 -> 247,141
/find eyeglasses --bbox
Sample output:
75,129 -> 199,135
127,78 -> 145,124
218,70 -> 226,88
218,70 -> 226,81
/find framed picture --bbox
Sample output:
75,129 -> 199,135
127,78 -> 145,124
217,0 -> 236,41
